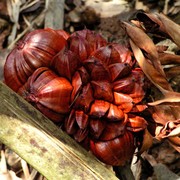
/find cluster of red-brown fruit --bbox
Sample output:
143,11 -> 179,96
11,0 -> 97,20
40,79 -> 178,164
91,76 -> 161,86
4,28 -> 149,166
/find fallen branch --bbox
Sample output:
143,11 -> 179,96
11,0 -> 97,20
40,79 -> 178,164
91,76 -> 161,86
0,81 -> 118,180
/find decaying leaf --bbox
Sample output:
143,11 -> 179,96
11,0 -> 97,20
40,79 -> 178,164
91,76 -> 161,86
149,106 -> 180,152
125,15 -> 180,153
129,38 -> 180,114
136,12 -> 180,48
158,52 -> 180,65
129,39 -> 172,92
123,22 -> 165,77
0,150 -> 22,180
165,66 -> 180,80
129,39 -> 180,106
168,126 -> 180,137
156,45 -> 168,52
168,136 -> 180,152
157,13 -> 180,48
157,119 -> 180,138
148,92 -> 180,106
138,128 -> 153,154
151,105 -> 176,125
6,0 -> 22,45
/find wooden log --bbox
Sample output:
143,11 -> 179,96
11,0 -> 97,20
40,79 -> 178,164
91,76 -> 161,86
45,0 -> 64,29
0,82 -> 118,180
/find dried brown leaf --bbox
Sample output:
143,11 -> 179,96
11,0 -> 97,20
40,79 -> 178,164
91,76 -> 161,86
127,17 -> 180,152
123,22 -> 158,59
151,105 -> 180,139
138,129 -> 153,154
168,126 -> 180,137
136,12 -> 180,48
159,52 -> 180,65
157,119 -> 180,138
7,0 -> 22,45
165,66 -> 180,79
168,136 -> 180,152
20,0 -> 42,13
151,105 -> 176,125
129,39 -> 172,91
123,22 -> 165,77
156,45 -> 168,52
129,39 -> 180,107
0,150 -> 22,180
158,13 -> 180,48
151,107 -> 180,151
148,90 -> 180,106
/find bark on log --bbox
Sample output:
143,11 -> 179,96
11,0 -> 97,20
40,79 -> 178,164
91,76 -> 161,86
0,81 -> 118,180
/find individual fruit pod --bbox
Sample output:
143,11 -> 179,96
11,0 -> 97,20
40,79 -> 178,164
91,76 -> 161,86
75,29 -> 107,54
128,68 -> 146,104
88,100 -> 135,166
90,130 -> 135,166
90,43 -> 135,67
90,112 -> 148,166
4,28 -> 67,92
51,48 -> 81,81
126,114 -> 148,132
56,29 -> 70,40
67,29 -> 107,62
18,67 -> 73,123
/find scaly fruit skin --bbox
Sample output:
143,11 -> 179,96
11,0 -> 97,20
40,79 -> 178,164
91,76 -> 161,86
4,29 -> 147,166
4,28 -> 68,92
